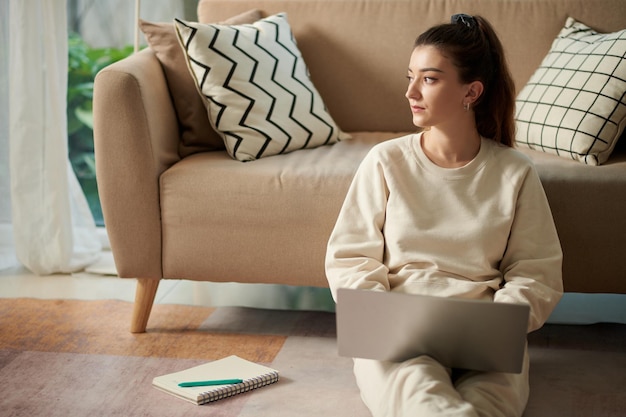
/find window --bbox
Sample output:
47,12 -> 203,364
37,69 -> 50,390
67,33 -> 133,226
66,0 -> 190,226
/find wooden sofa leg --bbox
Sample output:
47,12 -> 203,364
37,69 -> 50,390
130,278 -> 160,333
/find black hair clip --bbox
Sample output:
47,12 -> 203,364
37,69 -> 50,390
451,13 -> 476,29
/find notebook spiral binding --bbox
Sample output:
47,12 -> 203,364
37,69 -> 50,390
198,371 -> 280,404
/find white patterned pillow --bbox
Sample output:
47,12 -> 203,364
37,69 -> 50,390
515,17 -> 626,165
174,13 -> 349,162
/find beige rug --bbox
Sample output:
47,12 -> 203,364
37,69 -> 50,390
0,298 -> 624,416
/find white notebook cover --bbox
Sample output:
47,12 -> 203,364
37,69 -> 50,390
153,355 -> 279,405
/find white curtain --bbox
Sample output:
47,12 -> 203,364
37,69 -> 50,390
0,0 -> 16,269
1,0 -> 101,274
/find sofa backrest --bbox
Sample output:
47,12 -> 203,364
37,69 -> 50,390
197,0 -> 625,133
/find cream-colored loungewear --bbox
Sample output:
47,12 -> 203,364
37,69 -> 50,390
325,133 -> 563,417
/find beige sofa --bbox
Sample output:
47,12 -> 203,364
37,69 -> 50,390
94,0 -> 626,332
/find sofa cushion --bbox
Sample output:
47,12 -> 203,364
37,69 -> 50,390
173,13 -> 349,162
159,132 -> 402,284
139,9 -> 262,150
518,146 -> 626,290
515,17 -> 626,165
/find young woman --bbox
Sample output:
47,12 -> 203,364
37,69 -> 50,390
325,14 -> 563,417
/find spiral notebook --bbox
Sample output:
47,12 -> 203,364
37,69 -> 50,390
153,355 -> 279,405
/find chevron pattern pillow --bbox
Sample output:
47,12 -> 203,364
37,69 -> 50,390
174,13 -> 349,161
139,10 -> 263,150
515,17 -> 626,165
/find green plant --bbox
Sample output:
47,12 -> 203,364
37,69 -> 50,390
67,33 -> 133,224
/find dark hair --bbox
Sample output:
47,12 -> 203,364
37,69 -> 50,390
414,15 -> 516,147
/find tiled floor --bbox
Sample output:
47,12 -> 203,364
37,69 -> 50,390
1,250 -> 625,325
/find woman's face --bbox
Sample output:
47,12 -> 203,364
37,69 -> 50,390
405,45 -> 471,129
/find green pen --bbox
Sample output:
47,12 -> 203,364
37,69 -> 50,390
178,378 -> 244,387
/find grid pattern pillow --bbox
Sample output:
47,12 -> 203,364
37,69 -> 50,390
515,17 -> 626,165
174,13 -> 349,162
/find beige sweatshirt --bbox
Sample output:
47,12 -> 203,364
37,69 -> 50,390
325,133 -> 563,332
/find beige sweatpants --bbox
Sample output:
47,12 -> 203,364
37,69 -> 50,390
353,346 -> 530,417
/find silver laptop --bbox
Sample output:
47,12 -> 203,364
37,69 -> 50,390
336,288 -> 530,373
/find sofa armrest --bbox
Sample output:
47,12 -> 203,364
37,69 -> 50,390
93,48 -> 180,279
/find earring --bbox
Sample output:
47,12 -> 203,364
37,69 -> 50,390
464,102 -> 470,111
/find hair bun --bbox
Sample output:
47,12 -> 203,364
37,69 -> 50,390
451,14 -> 477,29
